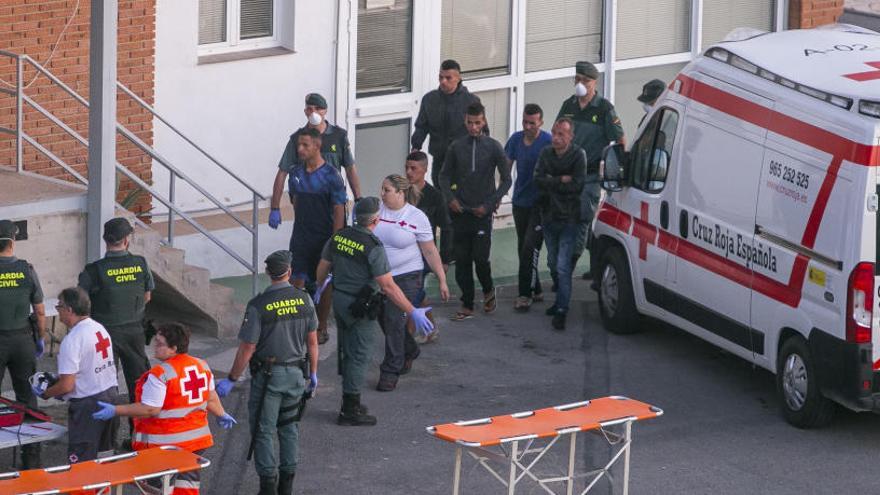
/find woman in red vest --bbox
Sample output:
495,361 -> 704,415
92,322 -> 237,495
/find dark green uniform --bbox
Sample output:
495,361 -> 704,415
0,255 -> 43,467
320,226 -> 390,395
78,250 -> 154,402
239,282 -> 317,479
557,93 -> 625,256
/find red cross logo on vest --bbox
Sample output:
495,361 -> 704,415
844,61 -> 880,82
631,202 -> 657,261
94,332 -> 111,359
180,365 -> 208,405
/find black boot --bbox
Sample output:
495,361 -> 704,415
337,393 -> 377,426
278,471 -> 295,495
259,475 -> 277,495
20,443 -> 40,470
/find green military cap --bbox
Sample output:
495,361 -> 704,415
265,250 -> 292,277
0,220 -> 18,241
305,93 -> 328,109
575,61 -> 599,80
638,79 -> 666,103
103,217 -> 133,244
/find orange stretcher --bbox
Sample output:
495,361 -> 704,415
427,396 -> 663,495
0,445 -> 210,495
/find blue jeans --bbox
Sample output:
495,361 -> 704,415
543,222 -> 578,314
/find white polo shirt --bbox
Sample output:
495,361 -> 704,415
57,318 -> 118,400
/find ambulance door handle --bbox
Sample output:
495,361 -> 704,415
660,201 -> 669,230
679,210 -> 688,238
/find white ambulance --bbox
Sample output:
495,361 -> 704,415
594,25 -> 880,428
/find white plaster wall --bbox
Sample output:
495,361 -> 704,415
14,211 -> 87,300
153,0 -> 339,211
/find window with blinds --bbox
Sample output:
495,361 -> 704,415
617,0 -> 690,59
199,0 -> 227,45
474,88 -> 510,138
240,0 -> 273,40
702,0 -> 774,48
357,0 -> 413,97
441,0 -> 512,77
525,0 -> 603,73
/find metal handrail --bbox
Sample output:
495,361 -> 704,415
117,83 -> 265,199
1,51 -> 261,295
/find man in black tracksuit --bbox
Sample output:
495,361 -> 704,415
411,59 -> 484,188
439,102 -> 512,320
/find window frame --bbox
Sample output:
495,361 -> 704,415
629,107 -> 679,193
198,0 -> 284,56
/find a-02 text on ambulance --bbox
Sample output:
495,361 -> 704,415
594,25 -> 880,428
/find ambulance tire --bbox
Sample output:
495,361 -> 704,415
597,248 -> 640,334
776,336 -> 835,428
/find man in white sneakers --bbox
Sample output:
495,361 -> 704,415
35,287 -> 118,464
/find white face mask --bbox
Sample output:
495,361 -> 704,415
308,112 -> 323,126
642,103 -> 653,113
575,82 -> 588,98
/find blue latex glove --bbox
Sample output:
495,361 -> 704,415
216,378 -> 236,398
92,401 -> 116,421
35,338 -> 44,359
216,413 -> 237,429
314,274 -> 332,305
307,372 -> 318,394
409,307 -> 434,336
268,208 -> 282,229
31,384 -> 44,400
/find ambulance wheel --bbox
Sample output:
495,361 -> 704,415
777,336 -> 834,428
597,248 -> 640,334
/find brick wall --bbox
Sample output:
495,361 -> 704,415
0,0 -> 155,217
789,0 -> 846,29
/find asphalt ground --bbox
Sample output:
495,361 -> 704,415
6,278 -> 880,494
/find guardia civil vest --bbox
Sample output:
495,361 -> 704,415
86,253 -> 149,327
329,226 -> 383,295
132,353 -> 213,452
249,285 -> 310,363
0,259 -> 34,331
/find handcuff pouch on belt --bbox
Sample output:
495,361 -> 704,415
349,285 -> 384,320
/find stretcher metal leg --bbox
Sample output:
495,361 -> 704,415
567,432 -> 577,495
507,440 -> 518,495
161,474 -> 171,495
622,421 -> 632,495
453,446 -> 462,495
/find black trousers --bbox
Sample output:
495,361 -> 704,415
107,324 -> 150,403
452,215 -> 494,310
513,206 -> 543,298
0,330 -> 40,465
68,387 -> 118,463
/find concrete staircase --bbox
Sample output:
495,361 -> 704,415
130,225 -> 243,338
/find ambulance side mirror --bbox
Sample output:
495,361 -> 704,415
600,143 -> 626,192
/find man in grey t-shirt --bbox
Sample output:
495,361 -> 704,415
216,251 -> 319,495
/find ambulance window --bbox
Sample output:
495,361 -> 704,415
630,108 -> 678,193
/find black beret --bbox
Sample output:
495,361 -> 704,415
265,250 -> 292,278
575,61 -> 599,80
305,93 -> 328,109
0,220 -> 18,241
103,218 -> 133,244
637,79 -> 666,103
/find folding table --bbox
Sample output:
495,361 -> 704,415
427,396 -> 663,495
0,445 -> 210,495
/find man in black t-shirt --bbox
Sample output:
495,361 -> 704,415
404,151 -> 451,342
